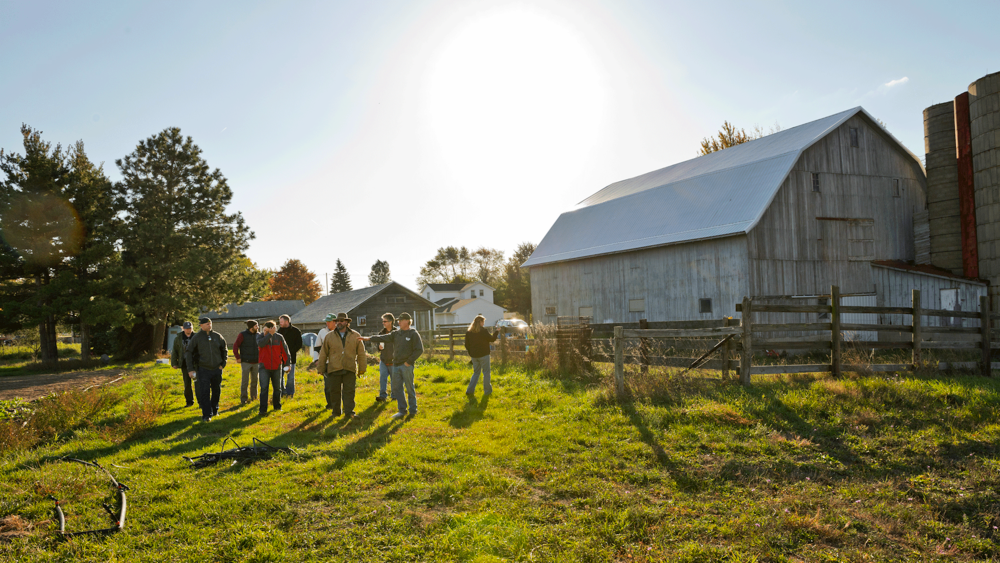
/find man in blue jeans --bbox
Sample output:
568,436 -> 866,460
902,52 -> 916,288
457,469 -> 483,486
362,312 -> 422,420
185,317 -> 228,422
277,314 -> 302,398
374,313 -> 395,404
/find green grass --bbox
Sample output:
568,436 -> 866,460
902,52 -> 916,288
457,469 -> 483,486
2,359 -> 999,561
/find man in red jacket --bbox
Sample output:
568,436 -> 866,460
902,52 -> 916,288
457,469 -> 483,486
256,320 -> 290,416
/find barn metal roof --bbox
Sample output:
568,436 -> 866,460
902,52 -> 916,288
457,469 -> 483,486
523,107 -> 923,267
290,282 -> 438,326
205,300 -> 305,320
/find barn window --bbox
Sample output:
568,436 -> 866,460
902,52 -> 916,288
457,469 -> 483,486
812,173 -> 821,192
386,296 -> 405,304
848,219 -> 875,261
544,306 -> 556,315
356,315 -> 366,327
850,128 -> 859,147
817,298 -> 830,321
893,179 -> 900,197
699,298 -> 712,314
629,299 -> 645,312
578,306 -> 593,318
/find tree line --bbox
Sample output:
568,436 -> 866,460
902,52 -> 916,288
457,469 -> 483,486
266,245 -> 535,318
0,125 -> 268,364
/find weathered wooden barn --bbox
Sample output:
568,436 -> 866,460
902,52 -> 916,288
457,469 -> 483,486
525,107 -> 987,326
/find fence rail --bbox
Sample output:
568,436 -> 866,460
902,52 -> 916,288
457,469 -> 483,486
604,285 -> 995,393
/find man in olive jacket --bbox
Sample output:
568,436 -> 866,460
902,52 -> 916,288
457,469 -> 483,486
170,321 -> 196,407
185,317 -> 228,422
317,312 -> 367,417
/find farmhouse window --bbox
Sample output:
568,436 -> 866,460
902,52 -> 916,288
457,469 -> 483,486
544,306 -> 556,315
850,128 -> 859,147
578,306 -> 593,318
628,299 -> 645,313
699,298 -> 712,314
812,173 -> 820,192
386,296 -> 405,304
356,315 -> 366,327
479,290 -> 484,297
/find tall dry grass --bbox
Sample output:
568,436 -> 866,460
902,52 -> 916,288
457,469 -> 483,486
0,373 -> 168,451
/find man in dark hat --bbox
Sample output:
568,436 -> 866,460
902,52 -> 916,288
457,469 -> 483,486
317,312 -> 367,417
170,321 -> 197,407
185,317 -> 228,422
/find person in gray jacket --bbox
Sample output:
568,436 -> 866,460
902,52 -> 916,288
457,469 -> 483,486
185,317 -> 228,422
361,312 -> 423,420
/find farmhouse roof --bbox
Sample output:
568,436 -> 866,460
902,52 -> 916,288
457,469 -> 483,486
523,107 -> 924,268
434,298 -> 478,313
290,282 -> 437,325
205,300 -> 305,320
424,281 -> 494,291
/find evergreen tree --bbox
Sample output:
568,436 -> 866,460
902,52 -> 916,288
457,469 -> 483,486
368,259 -> 391,286
54,141 -> 129,361
114,127 -> 256,356
330,259 -> 352,293
0,125 -> 76,364
268,259 -> 322,303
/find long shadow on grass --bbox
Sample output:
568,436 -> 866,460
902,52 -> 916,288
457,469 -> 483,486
326,419 -> 405,470
618,400 -> 703,491
447,394 -> 490,428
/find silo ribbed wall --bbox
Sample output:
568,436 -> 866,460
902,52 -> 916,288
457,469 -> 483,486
924,102 -> 962,273
970,71 -> 1000,309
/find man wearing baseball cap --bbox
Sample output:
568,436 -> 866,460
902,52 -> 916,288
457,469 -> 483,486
170,321 -> 197,408
317,312 -> 367,417
185,317 -> 228,422
361,312 -> 423,420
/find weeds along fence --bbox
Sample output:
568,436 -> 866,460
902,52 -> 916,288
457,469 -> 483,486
599,285 -> 998,392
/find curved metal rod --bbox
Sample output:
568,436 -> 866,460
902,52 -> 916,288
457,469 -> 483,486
51,458 -> 128,537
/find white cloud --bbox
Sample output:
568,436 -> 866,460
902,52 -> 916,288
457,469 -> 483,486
883,76 -> 909,89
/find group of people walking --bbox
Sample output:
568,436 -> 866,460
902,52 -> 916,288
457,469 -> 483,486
170,314 -> 302,422
169,310 -> 502,423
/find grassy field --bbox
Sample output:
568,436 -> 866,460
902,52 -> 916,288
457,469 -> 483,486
1,358 -> 999,562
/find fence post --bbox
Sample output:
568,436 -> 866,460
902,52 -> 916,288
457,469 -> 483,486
980,295 -> 991,376
614,326 -> 625,396
740,297 -> 752,386
722,317 -> 732,379
831,285 -> 841,378
912,289 -> 922,368
449,328 -> 455,361
500,330 -> 508,365
639,318 -> 649,376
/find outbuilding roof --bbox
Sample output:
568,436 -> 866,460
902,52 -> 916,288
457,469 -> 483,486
205,300 -> 305,320
290,282 -> 438,326
523,107 -> 923,268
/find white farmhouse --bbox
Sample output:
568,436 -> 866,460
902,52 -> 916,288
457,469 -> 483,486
420,282 -> 507,328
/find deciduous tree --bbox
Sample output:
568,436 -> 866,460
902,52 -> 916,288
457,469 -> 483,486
699,121 -> 781,155
268,259 -> 321,304
368,259 -> 391,286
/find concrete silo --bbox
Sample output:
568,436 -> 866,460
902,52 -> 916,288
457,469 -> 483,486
923,102 -> 963,274
969,71 -> 1000,309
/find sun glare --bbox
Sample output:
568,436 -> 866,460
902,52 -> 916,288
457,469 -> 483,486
422,5 -> 607,191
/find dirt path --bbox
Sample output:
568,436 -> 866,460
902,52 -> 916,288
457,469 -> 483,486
0,370 -> 128,402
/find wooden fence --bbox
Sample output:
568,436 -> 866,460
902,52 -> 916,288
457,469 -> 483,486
605,285 -> 998,393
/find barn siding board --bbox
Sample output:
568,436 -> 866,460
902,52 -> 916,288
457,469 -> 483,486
529,236 -> 750,324
871,264 -> 986,336
748,119 -> 926,298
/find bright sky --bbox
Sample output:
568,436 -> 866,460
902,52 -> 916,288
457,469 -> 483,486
3,0 -> 998,292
